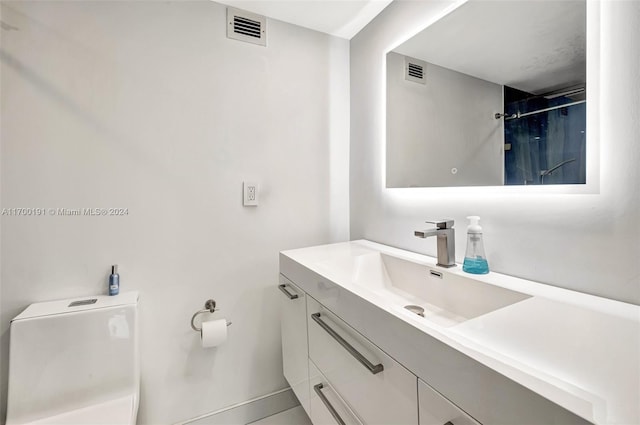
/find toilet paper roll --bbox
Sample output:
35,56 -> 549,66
201,318 -> 228,348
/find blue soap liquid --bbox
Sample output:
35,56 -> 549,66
463,257 -> 489,274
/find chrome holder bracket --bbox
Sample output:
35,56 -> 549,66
191,299 -> 232,332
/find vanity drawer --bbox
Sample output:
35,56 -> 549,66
307,297 -> 418,425
309,359 -> 363,425
418,378 -> 480,425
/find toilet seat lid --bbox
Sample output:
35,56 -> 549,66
8,395 -> 137,425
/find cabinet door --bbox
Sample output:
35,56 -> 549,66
418,378 -> 480,425
280,276 -> 310,415
307,297 -> 418,425
309,359 -> 363,425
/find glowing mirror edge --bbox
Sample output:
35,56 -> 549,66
381,0 -> 600,200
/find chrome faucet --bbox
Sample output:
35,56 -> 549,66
414,219 -> 456,268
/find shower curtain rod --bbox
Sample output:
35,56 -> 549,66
496,100 -> 586,121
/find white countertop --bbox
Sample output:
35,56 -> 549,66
281,240 -> 640,425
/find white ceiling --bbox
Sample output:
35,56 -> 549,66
393,1 -> 586,95
214,0 -> 393,39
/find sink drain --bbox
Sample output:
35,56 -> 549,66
404,305 -> 425,317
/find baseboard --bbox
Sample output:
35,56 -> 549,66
176,388 -> 299,425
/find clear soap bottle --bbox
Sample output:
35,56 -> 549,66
462,216 -> 489,274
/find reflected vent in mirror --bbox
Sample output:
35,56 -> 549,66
408,64 -> 423,78
227,7 -> 266,46
405,56 -> 426,84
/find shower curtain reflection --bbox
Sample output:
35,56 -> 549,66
504,86 -> 586,185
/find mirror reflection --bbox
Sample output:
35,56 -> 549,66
386,0 -> 586,188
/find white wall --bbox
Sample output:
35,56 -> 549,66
0,1 -> 349,423
350,0 -> 639,305
386,51 -> 502,187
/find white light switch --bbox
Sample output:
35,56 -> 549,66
243,182 -> 259,206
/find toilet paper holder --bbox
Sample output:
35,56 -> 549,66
191,299 -> 232,332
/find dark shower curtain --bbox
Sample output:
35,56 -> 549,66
504,92 -> 586,185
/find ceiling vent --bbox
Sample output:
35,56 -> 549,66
227,7 -> 266,47
405,57 -> 427,84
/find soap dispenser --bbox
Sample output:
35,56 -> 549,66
463,216 -> 489,274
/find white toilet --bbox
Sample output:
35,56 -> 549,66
6,291 -> 140,424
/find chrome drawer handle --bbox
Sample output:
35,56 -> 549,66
311,312 -> 384,375
278,284 -> 299,300
314,383 -> 346,425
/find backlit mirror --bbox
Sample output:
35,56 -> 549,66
386,0 -> 586,188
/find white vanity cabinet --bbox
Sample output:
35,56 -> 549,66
279,276 -> 310,415
307,297 -> 418,425
278,275 -> 479,425
418,379 -> 479,425
279,274 -> 471,425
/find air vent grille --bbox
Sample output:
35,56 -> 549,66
408,63 -> 423,79
227,8 -> 266,46
233,16 -> 261,39
405,56 -> 427,84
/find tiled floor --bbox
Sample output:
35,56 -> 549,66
248,406 -> 312,425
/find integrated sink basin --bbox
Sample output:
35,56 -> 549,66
319,251 -> 531,327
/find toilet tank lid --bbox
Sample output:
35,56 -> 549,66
12,291 -> 139,322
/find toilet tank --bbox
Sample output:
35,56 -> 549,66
6,292 -> 139,424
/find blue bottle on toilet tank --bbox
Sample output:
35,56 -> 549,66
109,265 -> 120,296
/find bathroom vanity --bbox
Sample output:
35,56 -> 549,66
278,241 -> 639,425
